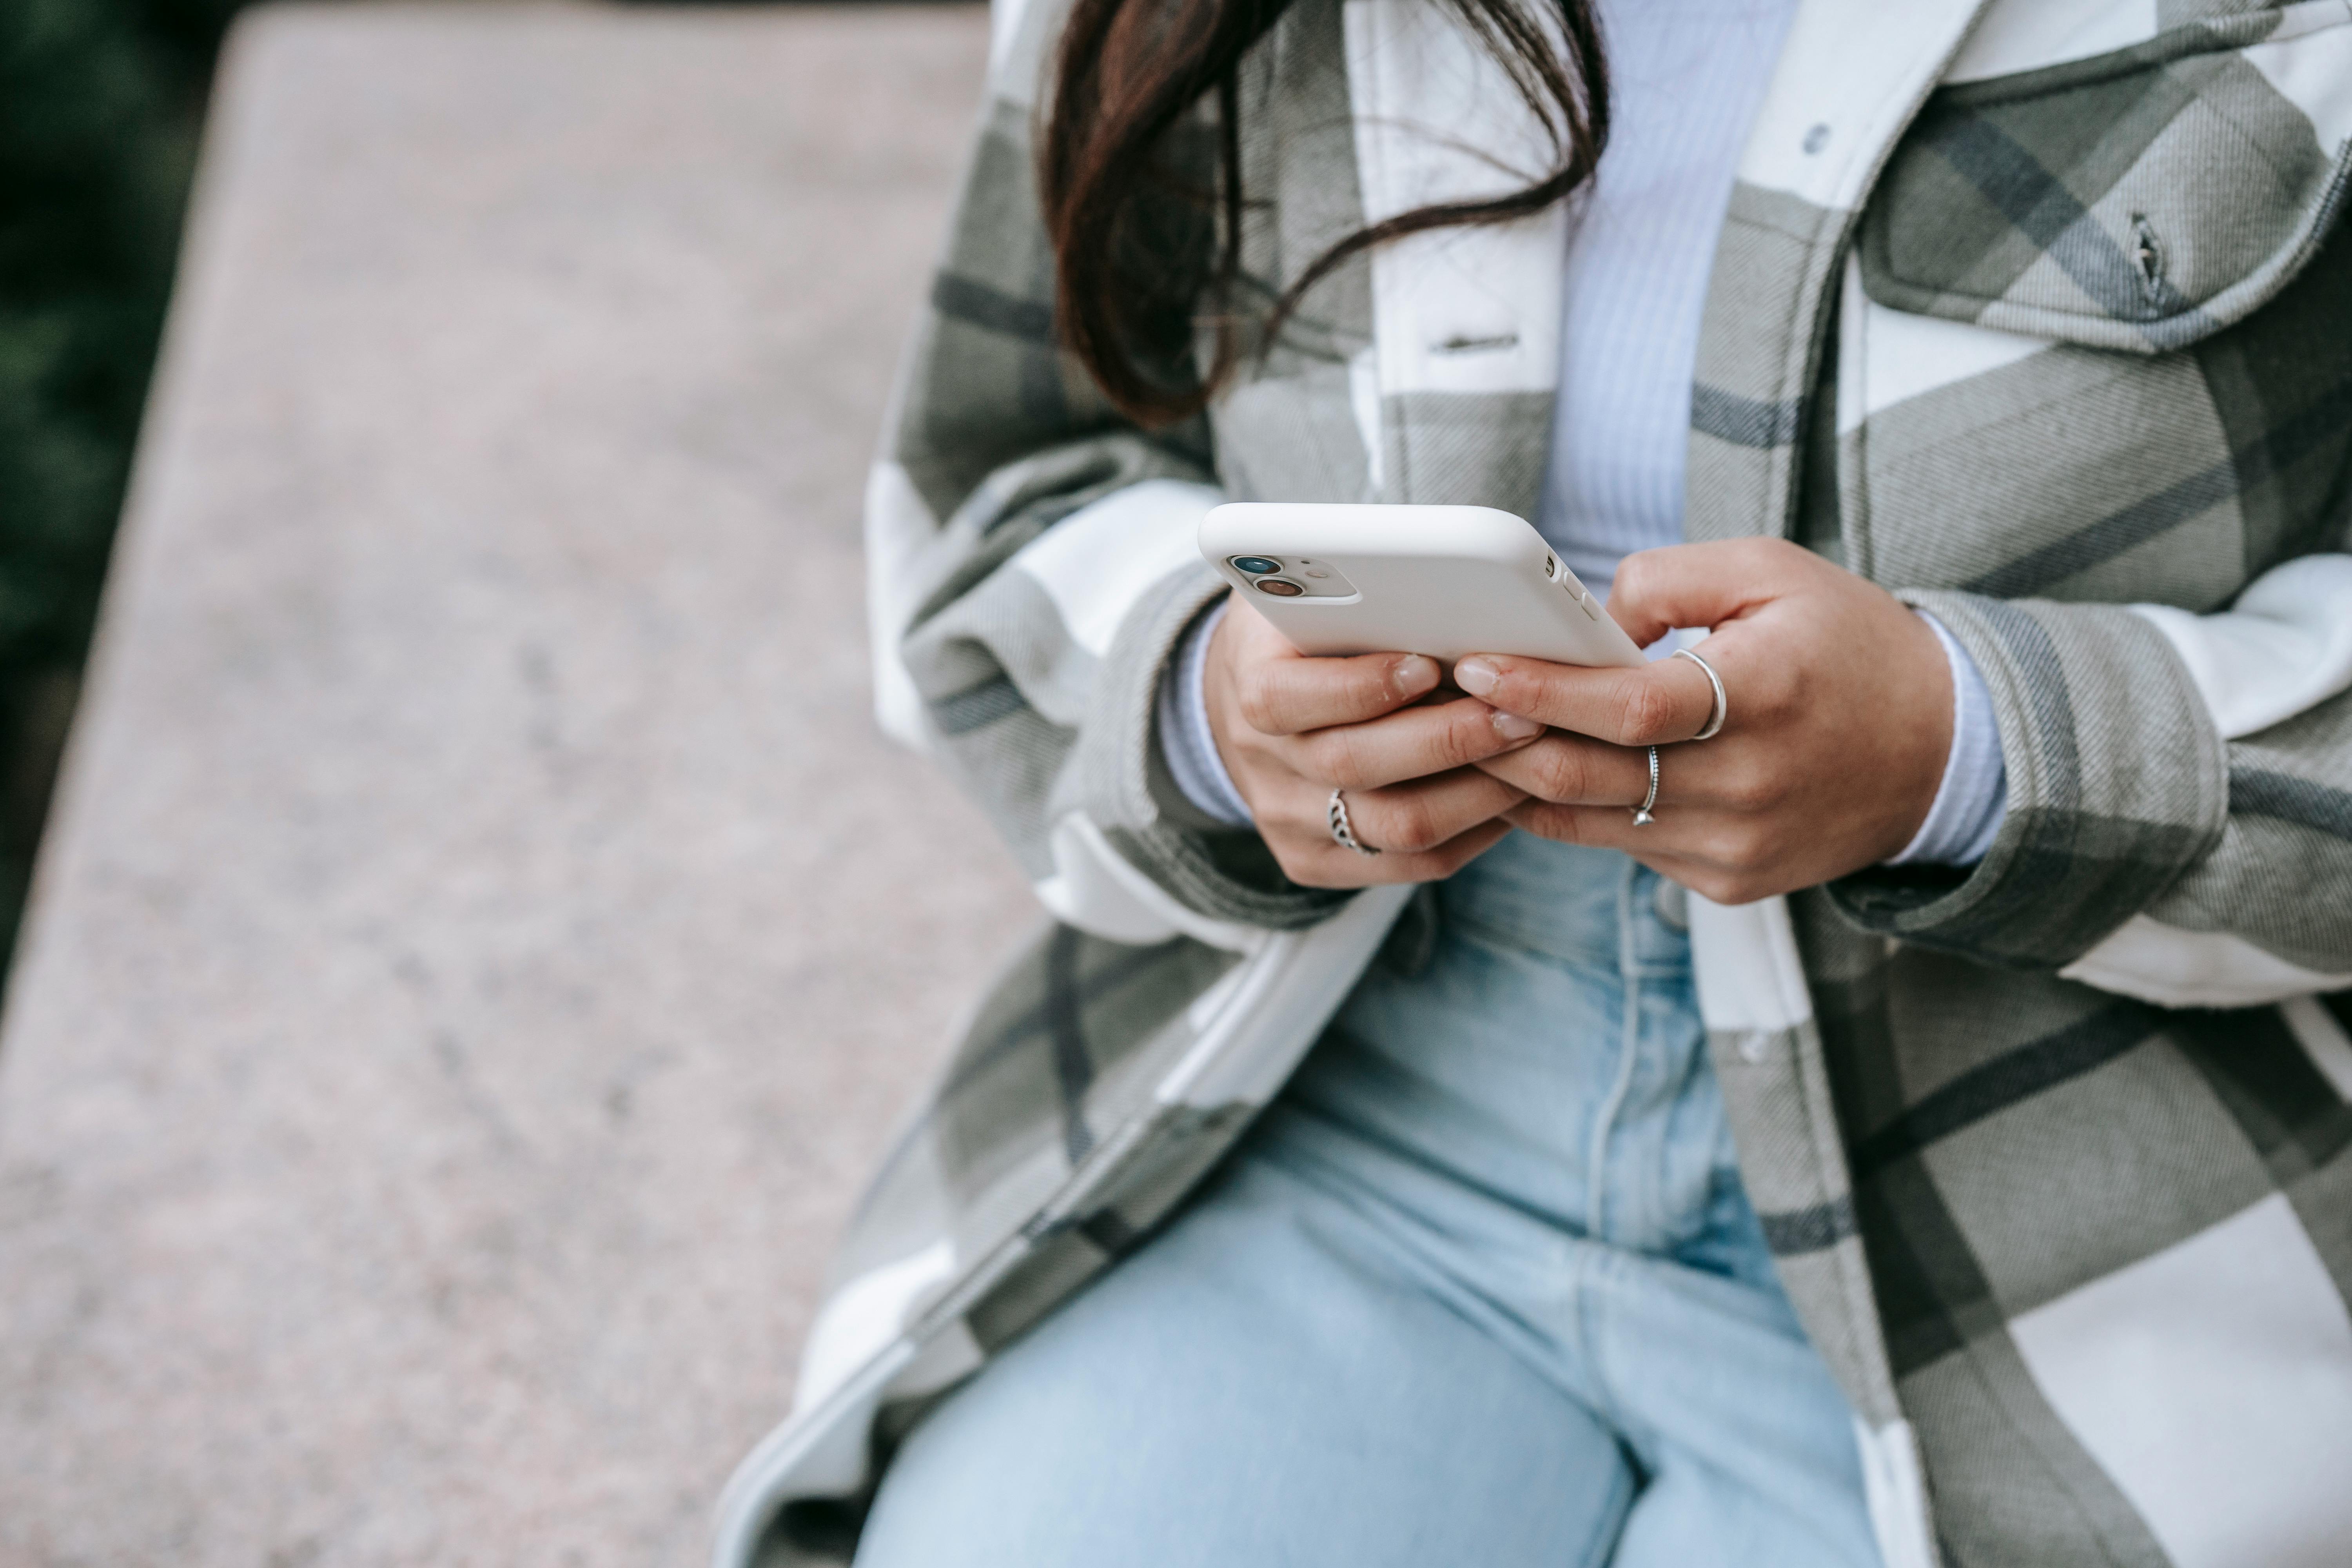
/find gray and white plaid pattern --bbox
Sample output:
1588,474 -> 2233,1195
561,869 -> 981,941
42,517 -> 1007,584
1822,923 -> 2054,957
716,1 -> 2352,1564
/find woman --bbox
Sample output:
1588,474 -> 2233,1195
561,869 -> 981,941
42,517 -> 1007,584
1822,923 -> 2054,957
718,0 -> 2352,1563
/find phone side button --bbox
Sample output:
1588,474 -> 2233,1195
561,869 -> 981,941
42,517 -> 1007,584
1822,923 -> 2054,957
1577,592 -> 1600,620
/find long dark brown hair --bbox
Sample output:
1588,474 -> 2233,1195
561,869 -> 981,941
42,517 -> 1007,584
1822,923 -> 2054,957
1040,0 -> 1609,426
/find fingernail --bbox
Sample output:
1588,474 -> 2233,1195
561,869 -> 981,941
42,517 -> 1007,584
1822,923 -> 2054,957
1493,711 -> 1543,741
1455,657 -> 1499,696
1392,655 -> 1439,697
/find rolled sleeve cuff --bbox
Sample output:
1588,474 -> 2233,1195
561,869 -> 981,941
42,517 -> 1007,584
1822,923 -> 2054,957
1829,591 -> 2226,967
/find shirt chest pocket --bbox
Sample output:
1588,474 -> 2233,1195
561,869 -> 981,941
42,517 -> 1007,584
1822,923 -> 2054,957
1858,2 -> 2352,353
1829,3 -> 2352,610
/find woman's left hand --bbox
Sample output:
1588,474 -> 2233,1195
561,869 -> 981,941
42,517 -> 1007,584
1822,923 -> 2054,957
1459,537 -> 1955,905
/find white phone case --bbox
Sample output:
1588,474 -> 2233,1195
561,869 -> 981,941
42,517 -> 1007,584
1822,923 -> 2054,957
1199,502 -> 1645,669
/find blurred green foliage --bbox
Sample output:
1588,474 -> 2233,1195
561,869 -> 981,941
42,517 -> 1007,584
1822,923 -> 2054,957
0,0 -> 246,971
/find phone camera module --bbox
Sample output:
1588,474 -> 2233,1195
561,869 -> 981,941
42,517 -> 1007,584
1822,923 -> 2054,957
1230,556 -> 1282,576
1252,578 -> 1306,598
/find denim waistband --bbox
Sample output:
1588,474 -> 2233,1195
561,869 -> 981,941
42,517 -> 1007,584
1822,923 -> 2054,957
1434,833 -> 1691,980
1271,830 -> 1743,1260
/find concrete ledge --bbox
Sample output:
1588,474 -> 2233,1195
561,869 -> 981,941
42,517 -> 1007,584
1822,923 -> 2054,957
0,6 -> 1020,1563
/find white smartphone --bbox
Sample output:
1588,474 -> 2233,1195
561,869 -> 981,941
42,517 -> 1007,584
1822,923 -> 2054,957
1198,502 -> 1644,669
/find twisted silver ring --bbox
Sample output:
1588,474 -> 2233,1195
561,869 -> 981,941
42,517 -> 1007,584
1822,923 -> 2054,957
1673,647 -> 1728,741
1328,789 -> 1381,856
1632,746 -> 1660,826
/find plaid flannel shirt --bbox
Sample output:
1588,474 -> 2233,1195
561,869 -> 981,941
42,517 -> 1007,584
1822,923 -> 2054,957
717,1 -> 2352,1564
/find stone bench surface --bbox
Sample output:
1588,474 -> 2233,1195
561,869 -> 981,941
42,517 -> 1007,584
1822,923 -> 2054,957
0,6 -> 1022,1564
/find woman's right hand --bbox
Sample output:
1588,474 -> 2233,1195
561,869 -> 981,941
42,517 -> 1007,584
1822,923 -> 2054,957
1201,598 -> 1545,888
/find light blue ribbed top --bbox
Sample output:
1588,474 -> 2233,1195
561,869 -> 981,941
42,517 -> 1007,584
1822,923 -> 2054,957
1534,0 -> 1801,592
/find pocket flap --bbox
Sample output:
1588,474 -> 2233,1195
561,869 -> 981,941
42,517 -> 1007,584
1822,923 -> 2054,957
1860,2 -> 2352,352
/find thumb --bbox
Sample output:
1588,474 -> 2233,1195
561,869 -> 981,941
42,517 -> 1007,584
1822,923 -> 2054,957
1604,540 -> 1799,649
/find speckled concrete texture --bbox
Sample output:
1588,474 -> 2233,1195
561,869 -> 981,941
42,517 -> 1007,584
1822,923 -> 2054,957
0,6 -> 1023,1564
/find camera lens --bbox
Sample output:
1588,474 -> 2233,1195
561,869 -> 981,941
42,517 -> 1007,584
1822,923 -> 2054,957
1230,556 -> 1282,575
1252,578 -> 1305,598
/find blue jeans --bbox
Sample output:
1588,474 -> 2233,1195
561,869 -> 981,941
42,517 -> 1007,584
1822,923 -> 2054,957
856,835 -> 1879,1567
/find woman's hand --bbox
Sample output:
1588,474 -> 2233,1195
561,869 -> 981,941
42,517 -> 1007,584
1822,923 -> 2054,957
1202,599 -> 1546,888
1460,538 -> 1953,904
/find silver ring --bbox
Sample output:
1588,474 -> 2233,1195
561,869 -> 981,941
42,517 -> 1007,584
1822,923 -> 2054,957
1632,746 -> 1660,826
1328,789 -> 1381,856
1673,648 -> 1728,741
